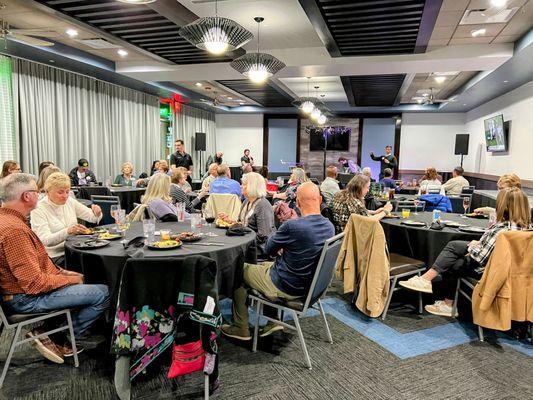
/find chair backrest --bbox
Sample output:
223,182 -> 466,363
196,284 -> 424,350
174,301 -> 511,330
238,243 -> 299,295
461,186 -> 475,194
427,187 -> 441,194
338,173 -> 355,185
449,194 -> 472,213
395,200 -> 425,212
90,196 -> 120,225
0,303 -> 12,327
302,233 -> 345,311
205,193 -> 242,220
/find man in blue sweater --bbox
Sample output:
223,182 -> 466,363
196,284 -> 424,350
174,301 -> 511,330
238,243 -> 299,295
222,182 -> 335,340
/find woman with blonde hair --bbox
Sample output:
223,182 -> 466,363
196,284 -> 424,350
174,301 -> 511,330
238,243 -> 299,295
37,165 -> 62,195
114,162 -> 136,186
331,174 -> 392,232
475,173 -> 522,215
129,173 -> 178,222
1,160 -> 21,178
176,166 -> 193,193
30,172 -> 102,265
400,187 -> 531,317
419,167 -> 442,194
239,172 -> 275,254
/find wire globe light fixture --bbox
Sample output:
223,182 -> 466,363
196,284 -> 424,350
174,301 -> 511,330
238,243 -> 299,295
179,0 -> 253,55
293,77 -> 319,115
230,17 -> 285,84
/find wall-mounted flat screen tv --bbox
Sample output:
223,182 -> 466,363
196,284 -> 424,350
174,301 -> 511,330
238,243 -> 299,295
484,114 -> 507,152
309,127 -> 350,151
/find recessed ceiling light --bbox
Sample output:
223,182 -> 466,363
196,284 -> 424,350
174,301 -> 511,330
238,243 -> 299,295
471,28 -> 486,37
227,97 -> 233,100
48,59 -> 55,63
503,80 -> 509,83
491,0 -> 507,7
66,29 -> 78,38
434,76 -> 446,84
195,82 -> 202,87
463,104 -> 467,106
117,49 -> 128,57
117,0 -> 157,4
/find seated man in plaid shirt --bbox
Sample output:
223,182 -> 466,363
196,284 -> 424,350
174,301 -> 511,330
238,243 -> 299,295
0,173 -> 110,364
399,187 -> 531,317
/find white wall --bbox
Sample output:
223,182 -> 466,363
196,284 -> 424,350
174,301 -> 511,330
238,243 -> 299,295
215,114 -> 264,166
400,113 -> 466,171
463,81 -> 533,180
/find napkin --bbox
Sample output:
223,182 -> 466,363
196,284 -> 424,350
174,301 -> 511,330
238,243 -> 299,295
123,236 -> 145,258
226,224 -> 252,236
429,221 -> 445,230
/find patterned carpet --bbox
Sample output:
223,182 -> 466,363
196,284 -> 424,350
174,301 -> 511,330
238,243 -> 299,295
1,295 -> 532,400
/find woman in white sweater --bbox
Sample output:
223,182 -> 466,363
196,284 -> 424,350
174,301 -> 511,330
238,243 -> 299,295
31,172 -> 102,265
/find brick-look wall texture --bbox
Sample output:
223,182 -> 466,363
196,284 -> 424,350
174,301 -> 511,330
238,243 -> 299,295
299,117 -> 360,180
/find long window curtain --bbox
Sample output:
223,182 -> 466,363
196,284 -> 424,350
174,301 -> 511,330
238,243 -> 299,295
0,55 -> 17,165
173,104 -> 216,179
11,58 -> 160,180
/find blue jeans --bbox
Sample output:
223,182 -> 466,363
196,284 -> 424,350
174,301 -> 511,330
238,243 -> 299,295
3,284 -> 110,337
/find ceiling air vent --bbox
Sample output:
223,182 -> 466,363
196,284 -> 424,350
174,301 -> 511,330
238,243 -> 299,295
459,8 -> 519,25
78,38 -> 120,49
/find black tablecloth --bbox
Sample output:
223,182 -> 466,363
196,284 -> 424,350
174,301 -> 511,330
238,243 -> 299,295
397,187 -> 419,195
65,221 -> 257,311
380,212 -> 488,266
75,185 -> 111,200
110,187 -> 146,213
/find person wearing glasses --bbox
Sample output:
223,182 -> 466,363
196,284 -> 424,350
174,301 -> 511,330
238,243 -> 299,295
0,173 -> 109,364
1,160 -> 21,178
31,172 -> 102,266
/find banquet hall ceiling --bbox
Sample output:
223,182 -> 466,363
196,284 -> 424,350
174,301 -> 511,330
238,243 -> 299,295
0,0 -> 532,113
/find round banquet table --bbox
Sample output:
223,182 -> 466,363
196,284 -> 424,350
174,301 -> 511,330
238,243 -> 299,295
109,186 -> 146,213
380,211 -> 488,266
64,221 -> 257,312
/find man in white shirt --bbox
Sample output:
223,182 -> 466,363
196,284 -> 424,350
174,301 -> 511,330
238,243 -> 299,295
320,165 -> 340,204
442,166 -> 470,196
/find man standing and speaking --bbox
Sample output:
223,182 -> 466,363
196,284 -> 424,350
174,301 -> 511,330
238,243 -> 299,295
370,145 -> 397,180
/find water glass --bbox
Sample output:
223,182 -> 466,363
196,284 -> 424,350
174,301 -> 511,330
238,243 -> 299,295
190,214 -> 202,232
176,203 -> 186,222
142,218 -> 155,242
488,211 -> 496,228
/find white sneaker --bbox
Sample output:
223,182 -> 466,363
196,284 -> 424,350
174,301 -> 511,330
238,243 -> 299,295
425,301 -> 458,318
398,275 -> 433,293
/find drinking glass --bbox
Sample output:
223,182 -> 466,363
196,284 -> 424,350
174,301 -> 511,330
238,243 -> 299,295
160,230 -> 171,241
142,218 -> 155,242
116,211 -> 129,243
176,203 -> 185,222
110,204 -> 120,224
462,196 -> 471,216
413,199 -> 420,215
401,209 -> 410,219
190,214 -> 202,233
389,188 -> 395,200
488,210 -> 496,228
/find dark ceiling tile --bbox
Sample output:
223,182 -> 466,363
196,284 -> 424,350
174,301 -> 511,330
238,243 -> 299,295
341,75 -> 406,106
216,80 -> 294,107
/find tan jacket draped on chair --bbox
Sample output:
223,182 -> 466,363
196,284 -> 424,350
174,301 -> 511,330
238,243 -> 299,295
204,194 -> 242,221
335,214 -> 390,317
472,230 -> 533,331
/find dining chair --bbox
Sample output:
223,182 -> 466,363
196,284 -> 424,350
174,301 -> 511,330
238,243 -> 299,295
249,233 -> 345,370
0,303 -> 79,388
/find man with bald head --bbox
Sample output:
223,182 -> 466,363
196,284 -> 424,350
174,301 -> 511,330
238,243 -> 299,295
222,182 -> 335,340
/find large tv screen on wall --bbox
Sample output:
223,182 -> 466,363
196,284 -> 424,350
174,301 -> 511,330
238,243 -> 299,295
484,114 -> 507,152
309,127 -> 350,151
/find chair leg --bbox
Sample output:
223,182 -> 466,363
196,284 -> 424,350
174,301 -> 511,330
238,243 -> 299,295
0,325 -> 22,388
317,300 -> 332,344
417,272 -> 423,314
477,325 -> 484,342
381,277 -> 397,321
291,311 -> 311,370
252,301 -> 262,353
452,279 -> 461,318
66,311 -> 79,368
204,373 -> 209,400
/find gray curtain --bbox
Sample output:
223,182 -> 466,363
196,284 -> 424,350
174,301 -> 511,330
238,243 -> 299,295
173,103 -> 216,179
12,58 -> 160,180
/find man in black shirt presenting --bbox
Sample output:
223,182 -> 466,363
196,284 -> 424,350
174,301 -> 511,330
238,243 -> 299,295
170,139 -> 193,183
370,145 -> 397,180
